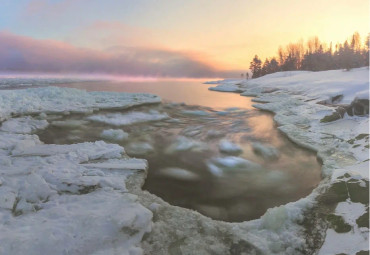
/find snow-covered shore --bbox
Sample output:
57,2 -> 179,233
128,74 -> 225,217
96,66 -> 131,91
210,67 -> 369,254
0,68 -> 368,255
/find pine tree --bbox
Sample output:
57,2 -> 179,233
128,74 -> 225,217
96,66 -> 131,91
249,55 -> 262,78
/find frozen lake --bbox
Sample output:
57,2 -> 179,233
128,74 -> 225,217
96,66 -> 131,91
43,79 -> 323,222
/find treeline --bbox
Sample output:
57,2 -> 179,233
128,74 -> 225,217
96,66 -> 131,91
249,32 -> 370,78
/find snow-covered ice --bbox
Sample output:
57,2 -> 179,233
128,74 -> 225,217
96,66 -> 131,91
0,116 -> 48,134
0,131 -> 152,255
210,67 -> 369,254
0,86 -> 161,121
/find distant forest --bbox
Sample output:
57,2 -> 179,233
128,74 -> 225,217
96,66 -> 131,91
249,32 -> 370,78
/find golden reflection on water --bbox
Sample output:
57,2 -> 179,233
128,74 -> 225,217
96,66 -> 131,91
58,80 -> 255,110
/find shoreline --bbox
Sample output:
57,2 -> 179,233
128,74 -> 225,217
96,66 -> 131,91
0,68 -> 368,255
209,67 -> 369,254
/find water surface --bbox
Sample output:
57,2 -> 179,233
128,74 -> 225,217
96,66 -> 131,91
42,79 -> 322,222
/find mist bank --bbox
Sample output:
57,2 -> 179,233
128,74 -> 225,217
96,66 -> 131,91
0,31 -> 241,79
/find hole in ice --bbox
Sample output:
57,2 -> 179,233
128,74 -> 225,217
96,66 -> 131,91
37,102 -> 321,222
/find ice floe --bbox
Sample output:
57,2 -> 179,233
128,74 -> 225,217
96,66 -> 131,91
219,139 -> 243,154
158,167 -> 200,181
87,110 -> 168,126
207,156 -> 261,176
252,142 -> 279,160
126,142 -> 154,156
165,136 -> 207,154
100,129 -> 129,141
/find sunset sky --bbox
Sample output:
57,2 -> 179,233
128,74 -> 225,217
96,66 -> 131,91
0,0 -> 369,78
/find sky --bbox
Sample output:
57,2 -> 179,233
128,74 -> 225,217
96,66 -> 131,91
0,0 -> 369,78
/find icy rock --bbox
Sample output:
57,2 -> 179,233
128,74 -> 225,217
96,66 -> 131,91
87,111 -> 168,126
0,117 -> 48,134
158,167 -> 200,181
252,142 -> 279,160
100,129 -> 129,141
219,139 -> 243,154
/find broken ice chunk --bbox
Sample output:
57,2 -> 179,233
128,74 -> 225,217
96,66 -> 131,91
252,142 -> 279,160
165,136 -> 207,154
0,117 -> 48,134
158,167 -> 200,181
207,156 -> 261,176
219,140 -> 243,155
100,129 -> 129,142
126,142 -> 154,155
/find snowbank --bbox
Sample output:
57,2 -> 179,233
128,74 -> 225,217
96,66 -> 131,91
210,67 -> 369,254
0,131 -> 152,255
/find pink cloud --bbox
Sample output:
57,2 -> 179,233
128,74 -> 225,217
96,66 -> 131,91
0,31 -> 238,78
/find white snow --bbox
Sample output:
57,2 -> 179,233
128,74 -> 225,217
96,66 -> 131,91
318,202 -> 368,255
100,129 -> 129,141
87,110 -> 168,126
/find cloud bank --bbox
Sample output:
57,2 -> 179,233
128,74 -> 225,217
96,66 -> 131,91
0,32 -> 238,78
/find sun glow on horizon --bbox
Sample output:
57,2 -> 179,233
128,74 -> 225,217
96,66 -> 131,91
0,0 -> 368,75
